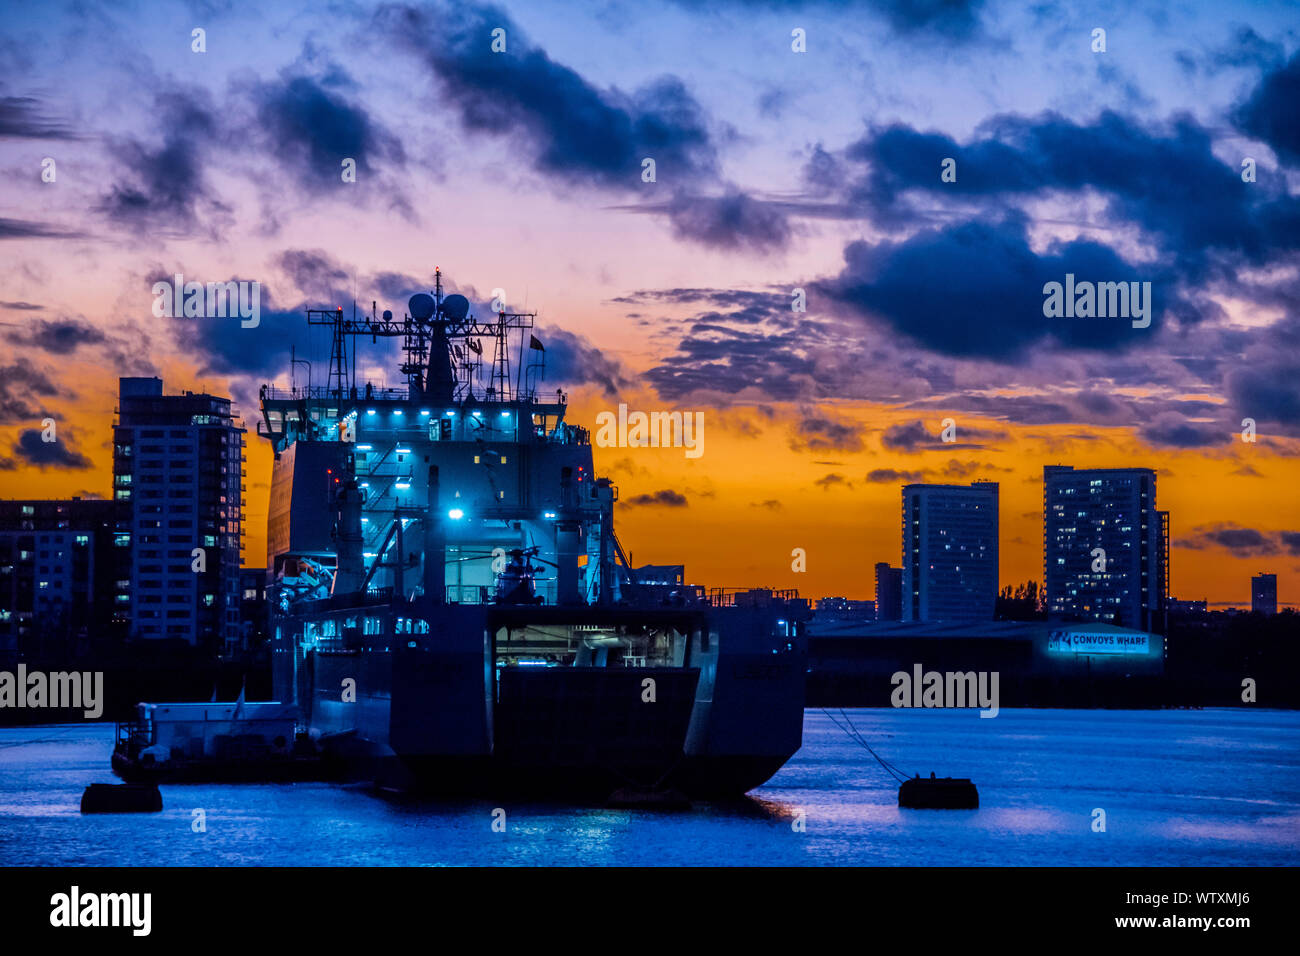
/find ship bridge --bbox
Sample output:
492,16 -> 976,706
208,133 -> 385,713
257,270 -> 632,611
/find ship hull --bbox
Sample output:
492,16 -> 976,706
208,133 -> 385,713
279,601 -> 807,799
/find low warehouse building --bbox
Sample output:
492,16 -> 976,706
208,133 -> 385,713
807,620 -> 1165,708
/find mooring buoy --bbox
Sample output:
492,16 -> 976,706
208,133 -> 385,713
81,783 -> 163,814
898,772 -> 979,809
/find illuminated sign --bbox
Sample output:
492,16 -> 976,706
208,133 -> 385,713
1047,629 -> 1149,655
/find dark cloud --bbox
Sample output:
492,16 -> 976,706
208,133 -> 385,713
0,301 -> 43,310
380,3 -> 717,191
5,317 -> 107,353
863,459 -> 1006,484
0,364 -> 59,423
0,95 -> 79,139
865,468 -> 926,483
1183,26 -> 1288,74
1179,522 -> 1300,557
377,3 -> 792,251
813,472 -> 851,490
610,288 -> 780,310
939,458 -> 1009,478
1225,358 -> 1300,431
99,87 -> 230,234
535,327 -> 630,397
624,489 -> 688,507
170,302 -> 322,380
659,190 -> 793,252
645,318 -> 818,401
669,0 -> 986,41
274,249 -> 353,303
823,110 -> 1299,281
750,499 -> 783,511
0,218 -> 84,240
249,70 -> 406,193
789,411 -> 863,452
371,271 -> 433,300
159,265 -> 327,381
881,419 -> 998,452
12,428 -> 93,470
1234,50 -> 1300,165
1137,414 -> 1227,449
819,215 -> 1172,359
873,0 -> 986,40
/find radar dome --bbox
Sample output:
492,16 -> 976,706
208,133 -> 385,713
439,294 -> 470,322
408,293 -> 436,321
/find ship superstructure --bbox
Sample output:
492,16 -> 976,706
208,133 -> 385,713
259,271 -> 809,796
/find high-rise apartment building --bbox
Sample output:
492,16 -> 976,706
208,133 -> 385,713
1043,465 -> 1167,631
901,482 -> 999,622
112,378 -> 245,650
1252,573 -> 1277,615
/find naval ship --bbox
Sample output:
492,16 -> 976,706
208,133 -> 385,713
257,272 -> 809,797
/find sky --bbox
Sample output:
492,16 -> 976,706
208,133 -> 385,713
0,0 -> 1297,606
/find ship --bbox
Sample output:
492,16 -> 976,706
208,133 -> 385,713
256,271 -> 810,798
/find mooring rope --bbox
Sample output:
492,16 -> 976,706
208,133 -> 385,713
821,708 -> 909,784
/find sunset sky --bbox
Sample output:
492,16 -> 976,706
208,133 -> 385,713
1,0 -> 1297,606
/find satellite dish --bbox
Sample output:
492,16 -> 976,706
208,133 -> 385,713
440,294 -> 470,322
409,293 -> 436,321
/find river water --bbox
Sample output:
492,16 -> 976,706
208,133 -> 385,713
1,708 -> 1296,866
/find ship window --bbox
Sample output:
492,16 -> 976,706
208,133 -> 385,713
500,456 -> 507,464
473,455 -> 480,464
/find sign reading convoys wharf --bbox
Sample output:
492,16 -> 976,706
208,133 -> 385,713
1046,630 -> 1150,656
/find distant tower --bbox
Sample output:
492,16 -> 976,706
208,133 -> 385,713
874,562 -> 903,622
901,482 -> 999,622
1252,573 -> 1278,616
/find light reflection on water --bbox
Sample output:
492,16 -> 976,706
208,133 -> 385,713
1,708 -> 1296,866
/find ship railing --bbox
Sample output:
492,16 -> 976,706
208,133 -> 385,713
446,585 -> 491,604
445,581 -> 559,605
705,587 -> 802,608
115,718 -> 152,756
260,384 -> 409,404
